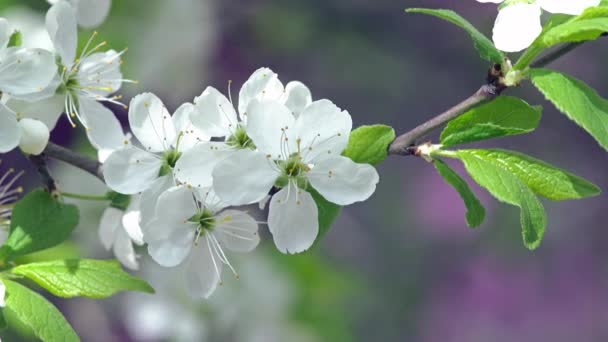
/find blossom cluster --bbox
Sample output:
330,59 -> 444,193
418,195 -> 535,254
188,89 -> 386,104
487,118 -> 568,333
478,0 -> 600,52
102,68 -> 380,297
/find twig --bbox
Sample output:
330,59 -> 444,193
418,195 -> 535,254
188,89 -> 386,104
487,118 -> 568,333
388,41 -> 594,156
43,142 -> 104,181
29,154 -> 57,193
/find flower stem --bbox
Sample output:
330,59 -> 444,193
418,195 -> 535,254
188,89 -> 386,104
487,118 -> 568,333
61,192 -> 109,201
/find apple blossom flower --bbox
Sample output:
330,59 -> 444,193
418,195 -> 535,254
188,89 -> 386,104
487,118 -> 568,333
477,0 -> 601,52
212,99 -> 379,254
0,166 -> 23,244
174,67 -> 312,190
47,0 -> 111,29
98,197 -> 144,270
143,186 -> 260,298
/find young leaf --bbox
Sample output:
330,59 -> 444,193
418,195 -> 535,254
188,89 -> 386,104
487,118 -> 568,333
440,96 -> 542,147
12,259 -> 154,299
434,159 -> 485,227
0,190 -> 79,261
539,8 -> 608,48
7,30 -> 22,48
406,8 -> 505,64
458,149 -> 600,201
343,125 -> 395,166
530,68 -> 608,151
455,151 -> 547,249
3,279 -> 79,341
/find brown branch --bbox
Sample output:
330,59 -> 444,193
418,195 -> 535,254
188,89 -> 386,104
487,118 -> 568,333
29,154 -> 57,193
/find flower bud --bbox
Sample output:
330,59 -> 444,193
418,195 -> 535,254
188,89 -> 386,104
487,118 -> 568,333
18,118 -> 50,155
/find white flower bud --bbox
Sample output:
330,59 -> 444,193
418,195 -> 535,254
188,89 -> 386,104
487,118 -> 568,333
18,118 -> 50,155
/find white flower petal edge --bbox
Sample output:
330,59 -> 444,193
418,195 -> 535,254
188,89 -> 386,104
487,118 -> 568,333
75,0 -> 112,28
139,175 -> 174,228
212,149 -> 279,205
0,104 -> 20,153
0,48 -> 57,97
113,227 -> 140,270
185,242 -> 221,299
283,81 -> 312,117
308,155 -> 379,206
492,3 -> 542,53
192,86 -> 238,138
78,97 -> 126,152
537,0 -> 600,15
174,142 -> 232,189
214,209 -> 260,253
268,184 -> 319,254
102,146 -> 163,194
246,99 -> 296,158
99,207 -> 123,250
128,93 -> 177,153
45,0 -> 77,66
172,103 -> 211,151
17,118 -> 50,155
238,67 -> 285,119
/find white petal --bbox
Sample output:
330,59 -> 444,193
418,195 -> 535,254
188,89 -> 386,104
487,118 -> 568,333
113,227 -> 139,270
493,3 -> 542,53
268,185 -> 318,254
172,102 -> 211,151
78,97 -> 126,152
294,99 -> 352,162
7,93 -> 65,129
147,224 -> 194,267
10,75 -> 62,103
214,210 -> 260,253
174,142 -> 232,189
128,92 -> 177,153
308,155 -> 379,205
122,209 -> 144,245
0,103 -> 20,153
195,187 -> 228,213
0,18 -> 10,49
102,146 -> 163,194
283,81 -> 312,117
75,0 -> 111,28
139,175 -> 173,227
145,186 -> 198,237
98,206 -> 122,250
18,118 -> 49,155
0,48 -> 57,96
77,50 -> 123,97
46,0 -> 77,65
0,280 -> 5,307
538,0 -> 600,15
212,150 -> 278,205
185,240 -> 221,299
238,67 -> 284,118
246,100 -> 295,158
192,86 -> 238,138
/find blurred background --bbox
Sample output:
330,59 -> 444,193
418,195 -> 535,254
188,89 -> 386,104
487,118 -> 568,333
1,0 -> 608,341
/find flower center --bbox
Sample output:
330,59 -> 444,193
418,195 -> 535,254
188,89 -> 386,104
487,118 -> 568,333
190,208 -> 216,236
226,125 -> 255,149
159,149 -> 182,176
275,153 -> 311,189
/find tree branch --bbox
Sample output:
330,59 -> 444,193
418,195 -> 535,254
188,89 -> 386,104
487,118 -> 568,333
43,142 -> 104,181
388,41 -> 594,156
29,154 -> 57,193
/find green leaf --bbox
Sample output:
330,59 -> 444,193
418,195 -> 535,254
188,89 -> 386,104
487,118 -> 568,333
343,124 -> 395,166
440,96 -> 542,147
434,159 -> 485,227
12,259 -> 154,299
539,8 -> 608,48
0,189 -> 79,261
310,189 -> 342,240
406,8 -> 504,64
7,30 -> 21,47
455,151 -> 547,249
3,279 -> 79,341
530,68 -> 608,151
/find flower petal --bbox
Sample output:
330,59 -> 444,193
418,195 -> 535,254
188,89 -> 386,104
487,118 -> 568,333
308,155 -> 379,205
492,3 -> 542,53
128,92 -> 176,153
113,227 -> 139,270
238,67 -> 284,119
98,206 -> 122,250
192,86 -> 238,138
294,99 -> 352,162
147,223 -> 194,267
146,186 -> 198,234
0,48 -> 57,97
102,146 -> 163,194
268,185 -> 318,254
139,175 -> 173,228
214,209 -> 260,253
75,0 -> 111,28
172,102 -> 211,151
7,92 -> 65,129
18,118 -> 50,155
78,97 -> 126,152
77,50 -> 123,97
174,142 -> 232,189
246,100 -> 295,158
46,0 -> 77,65
537,0 -> 600,15
185,240 -> 221,299
0,103 -> 20,153
122,206 -> 144,245
212,149 -> 278,205
0,18 -> 10,49
283,81 -> 312,117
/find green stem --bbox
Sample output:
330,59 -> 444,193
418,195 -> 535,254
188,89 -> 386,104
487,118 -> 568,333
434,149 -> 458,159
61,192 -> 109,201
513,44 -> 544,70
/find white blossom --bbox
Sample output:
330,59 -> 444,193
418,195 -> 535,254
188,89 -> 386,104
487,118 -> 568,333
213,99 -> 379,254
143,186 -> 260,298
98,197 -> 144,270
47,0 -> 112,29
477,0 -> 601,52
